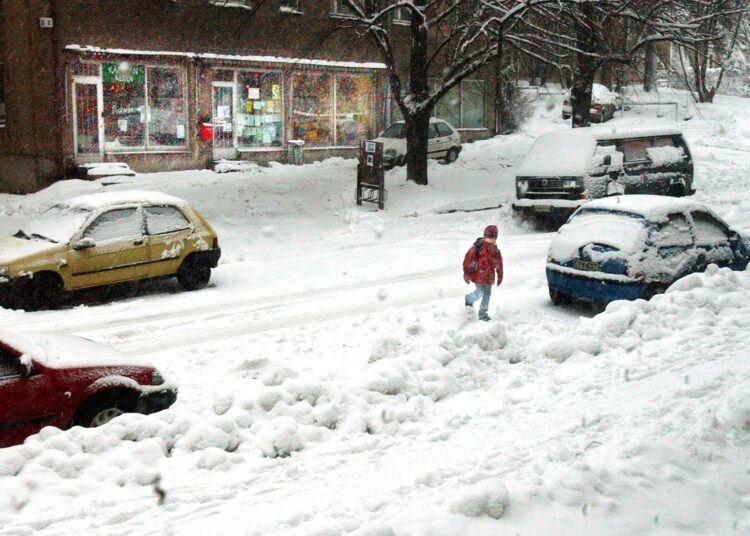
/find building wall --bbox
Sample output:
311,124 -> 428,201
1,0 -> 498,192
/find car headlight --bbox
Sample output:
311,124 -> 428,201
0,266 -> 9,277
152,370 -> 165,386
516,180 -> 529,194
563,179 -> 579,188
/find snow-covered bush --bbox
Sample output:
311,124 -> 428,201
251,417 -> 304,458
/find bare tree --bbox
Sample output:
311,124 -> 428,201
339,0 -> 545,185
673,0 -> 750,103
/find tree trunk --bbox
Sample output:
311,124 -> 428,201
571,2 -> 597,128
405,6 -> 430,185
643,41 -> 657,92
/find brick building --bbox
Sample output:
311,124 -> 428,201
0,0 -> 497,192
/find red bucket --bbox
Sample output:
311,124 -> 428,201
199,123 -> 214,142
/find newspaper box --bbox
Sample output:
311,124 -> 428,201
356,140 -> 387,209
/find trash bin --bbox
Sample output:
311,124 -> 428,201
287,140 -> 305,165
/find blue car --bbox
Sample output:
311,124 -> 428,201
546,195 -> 750,304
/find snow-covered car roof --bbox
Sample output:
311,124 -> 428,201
579,195 -> 716,223
60,191 -> 189,211
516,126 -> 685,177
0,330 -> 152,370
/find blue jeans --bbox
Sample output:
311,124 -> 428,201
465,284 -> 492,318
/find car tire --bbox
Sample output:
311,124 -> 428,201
74,393 -> 134,428
443,148 -> 460,164
24,273 -> 62,311
549,288 -> 572,306
667,184 -> 685,197
177,255 -> 212,291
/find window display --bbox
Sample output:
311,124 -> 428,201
148,67 -> 187,148
335,75 -> 373,146
102,62 -> 187,152
237,71 -> 282,148
434,84 -> 461,127
292,72 -> 333,146
103,62 -> 146,150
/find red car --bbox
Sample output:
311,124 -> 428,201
0,330 -> 176,448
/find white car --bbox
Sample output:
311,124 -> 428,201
562,83 -> 621,123
373,118 -> 462,169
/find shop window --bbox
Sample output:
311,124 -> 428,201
434,84 -> 460,128
0,63 -> 5,126
148,67 -> 187,148
238,71 -> 283,149
102,62 -> 187,152
292,72 -> 333,146
431,79 -> 486,129
461,79 -> 485,128
280,0 -> 300,12
331,0 -> 358,17
335,75 -> 373,145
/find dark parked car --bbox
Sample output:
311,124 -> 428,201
546,196 -> 750,304
513,126 -> 695,227
0,330 -> 176,448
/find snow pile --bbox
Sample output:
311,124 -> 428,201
450,479 -> 510,519
645,145 -> 685,166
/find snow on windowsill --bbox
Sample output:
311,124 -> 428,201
66,45 -> 388,70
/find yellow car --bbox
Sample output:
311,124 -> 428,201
0,191 -> 221,310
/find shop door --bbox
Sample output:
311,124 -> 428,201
72,78 -> 104,162
212,83 -> 236,160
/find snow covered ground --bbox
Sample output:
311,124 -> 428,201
1,90 -> 750,535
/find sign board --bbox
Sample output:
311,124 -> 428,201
357,140 -> 387,209
103,63 -> 146,84
39,17 -> 54,28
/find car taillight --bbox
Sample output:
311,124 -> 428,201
593,104 -> 602,111
212,237 -> 219,249
579,192 -> 589,200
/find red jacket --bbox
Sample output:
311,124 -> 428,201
463,239 -> 504,286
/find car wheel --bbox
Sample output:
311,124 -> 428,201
549,288 -> 572,306
74,394 -> 134,428
177,255 -> 212,291
444,148 -> 460,164
24,273 -> 62,311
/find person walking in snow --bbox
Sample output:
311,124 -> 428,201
463,225 -> 504,321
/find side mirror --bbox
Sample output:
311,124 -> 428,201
19,355 -> 33,378
602,155 -> 612,166
73,237 -> 96,250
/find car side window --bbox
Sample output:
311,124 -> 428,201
82,208 -> 143,243
145,205 -> 191,235
428,125 -> 440,139
0,348 -> 19,379
654,214 -> 693,247
692,211 -> 729,245
436,123 -> 453,137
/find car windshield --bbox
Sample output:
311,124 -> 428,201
549,209 -> 648,262
381,123 -> 405,139
16,205 -> 93,244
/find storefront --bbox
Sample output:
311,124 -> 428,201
65,46 -> 387,169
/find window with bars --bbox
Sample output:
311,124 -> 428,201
280,0 -> 300,12
330,0 -> 357,17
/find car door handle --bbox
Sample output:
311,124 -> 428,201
133,239 -> 144,246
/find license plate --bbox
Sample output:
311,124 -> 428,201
572,259 -> 600,271
534,205 -> 551,213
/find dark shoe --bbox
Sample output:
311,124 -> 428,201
465,299 -> 473,308
478,314 -> 490,321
